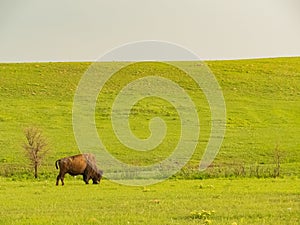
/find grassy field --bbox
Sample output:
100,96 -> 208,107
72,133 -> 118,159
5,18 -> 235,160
0,57 -> 299,177
0,58 -> 299,224
0,177 -> 299,225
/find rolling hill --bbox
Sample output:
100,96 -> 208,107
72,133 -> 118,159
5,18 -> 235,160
0,57 -> 299,178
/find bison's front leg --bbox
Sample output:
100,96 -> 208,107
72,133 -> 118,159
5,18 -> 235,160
92,179 -> 99,184
83,174 -> 89,184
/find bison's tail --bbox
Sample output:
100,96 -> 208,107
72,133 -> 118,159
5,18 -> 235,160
55,160 -> 60,169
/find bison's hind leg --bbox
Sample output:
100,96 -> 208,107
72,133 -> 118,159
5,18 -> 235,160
56,174 -> 60,186
56,173 -> 65,186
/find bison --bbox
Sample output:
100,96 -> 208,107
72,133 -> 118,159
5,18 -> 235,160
55,153 -> 103,186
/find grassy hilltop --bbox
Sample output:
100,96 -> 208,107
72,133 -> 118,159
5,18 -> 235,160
0,57 -> 299,177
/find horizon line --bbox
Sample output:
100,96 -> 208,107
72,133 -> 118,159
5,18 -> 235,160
0,55 -> 299,64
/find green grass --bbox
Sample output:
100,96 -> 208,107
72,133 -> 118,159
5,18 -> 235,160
0,58 -> 299,224
207,58 -> 300,167
0,58 -> 299,177
0,178 -> 299,225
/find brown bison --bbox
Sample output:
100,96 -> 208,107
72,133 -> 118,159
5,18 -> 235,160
55,153 -> 103,186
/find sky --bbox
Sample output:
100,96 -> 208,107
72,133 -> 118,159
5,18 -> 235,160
0,0 -> 300,62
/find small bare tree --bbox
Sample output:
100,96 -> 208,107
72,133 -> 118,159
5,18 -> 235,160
23,127 -> 48,178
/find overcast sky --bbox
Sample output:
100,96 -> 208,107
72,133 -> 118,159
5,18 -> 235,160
0,0 -> 300,62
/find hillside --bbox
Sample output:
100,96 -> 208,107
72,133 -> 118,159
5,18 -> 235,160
0,58 -> 299,178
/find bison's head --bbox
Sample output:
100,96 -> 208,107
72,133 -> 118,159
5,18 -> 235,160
92,169 -> 103,184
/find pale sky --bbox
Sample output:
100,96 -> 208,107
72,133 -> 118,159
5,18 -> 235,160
0,0 -> 300,62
